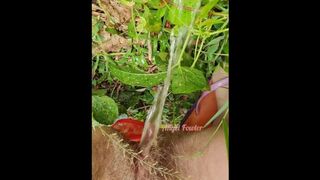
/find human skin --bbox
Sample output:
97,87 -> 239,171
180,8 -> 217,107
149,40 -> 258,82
92,69 -> 228,180
158,69 -> 229,180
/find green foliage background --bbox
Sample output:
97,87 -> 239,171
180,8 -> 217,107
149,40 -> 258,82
92,0 -> 228,125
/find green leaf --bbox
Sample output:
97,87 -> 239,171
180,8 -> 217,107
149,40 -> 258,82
206,36 -> 224,60
119,0 -> 135,7
158,52 -> 168,61
147,0 -> 165,9
167,0 -> 201,26
133,55 -> 148,68
92,17 -> 102,35
205,36 -> 224,47
223,41 -> 229,54
92,89 -> 106,96
105,27 -> 118,34
196,0 -> 220,22
152,37 -> 158,54
159,33 -> 169,52
222,114 -> 229,156
134,0 -> 148,4
92,95 -> 119,125
92,17 -> 103,43
198,18 -> 224,28
140,90 -> 155,104
156,6 -> 167,18
155,55 -> 168,71
128,19 -> 137,38
118,91 -> 141,107
136,16 -> 147,33
145,8 -> 165,32
109,63 -> 166,87
171,67 -> 209,94
146,21 -> 162,32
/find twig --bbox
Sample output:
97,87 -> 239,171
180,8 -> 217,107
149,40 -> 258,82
213,32 -> 229,62
147,32 -> 153,65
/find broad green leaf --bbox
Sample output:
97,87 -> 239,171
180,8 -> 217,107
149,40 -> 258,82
146,21 -> 162,32
145,8 -> 165,32
119,64 -> 145,73
133,55 -> 148,68
167,0 -> 201,26
196,0 -> 220,22
92,95 -> 119,125
156,6 -> 167,18
171,67 -> 209,94
109,63 -> 166,87
206,36 -> 224,60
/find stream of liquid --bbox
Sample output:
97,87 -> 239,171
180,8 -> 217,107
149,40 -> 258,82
139,0 -> 202,154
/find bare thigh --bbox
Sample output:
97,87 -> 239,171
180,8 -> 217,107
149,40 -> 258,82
92,126 -> 228,180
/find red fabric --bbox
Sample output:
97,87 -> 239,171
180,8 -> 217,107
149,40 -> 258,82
111,118 -> 144,142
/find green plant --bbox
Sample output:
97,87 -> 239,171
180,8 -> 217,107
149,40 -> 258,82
92,0 -> 229,138
92,95 -> 119,125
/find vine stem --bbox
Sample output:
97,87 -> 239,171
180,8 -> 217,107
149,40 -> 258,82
192,28 -> 229,36
172,28 -> 192,69
193,35 -> 200,59
147,32 -> 152,64
191,18 -> 229,67
210,11 -> 228,17
191,37 -> 206,68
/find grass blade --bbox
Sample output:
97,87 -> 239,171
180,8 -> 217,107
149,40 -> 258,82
204,100 -> 228,127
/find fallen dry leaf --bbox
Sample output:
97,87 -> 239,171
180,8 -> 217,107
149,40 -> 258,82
92,0 -> 133,54
98,0 -> 131,31
100,30 -> 130,53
